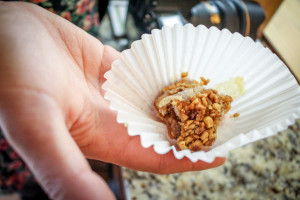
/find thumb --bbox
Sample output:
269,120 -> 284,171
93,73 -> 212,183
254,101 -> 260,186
0,89 -> 115,200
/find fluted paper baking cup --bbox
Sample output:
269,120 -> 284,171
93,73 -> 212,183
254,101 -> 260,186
103,24 -> 300,163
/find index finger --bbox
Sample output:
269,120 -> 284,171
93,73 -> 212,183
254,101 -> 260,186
116,135 -> 226,174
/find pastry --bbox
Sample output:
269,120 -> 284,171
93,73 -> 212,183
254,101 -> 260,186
154,72 -> 233,151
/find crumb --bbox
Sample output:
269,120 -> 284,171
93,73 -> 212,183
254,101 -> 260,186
181,72 -> 188,78
200,77 -> 210,86
233,113 -> 240,118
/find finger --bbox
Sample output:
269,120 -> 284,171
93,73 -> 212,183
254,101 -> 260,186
116,136 -> 226,174
49,14 -> 120,89
88,124 -> 225,174
100,45 -> 121,75
0,90 -> 115,200
99,45 -> 121,95
81,105 -> 225,173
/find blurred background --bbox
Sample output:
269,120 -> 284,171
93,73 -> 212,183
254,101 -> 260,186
100,0 -> 267,49
1,0 -> 299,199
99,0 -> 298,82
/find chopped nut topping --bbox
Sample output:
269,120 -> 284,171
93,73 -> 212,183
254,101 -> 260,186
178,141 -> 187,150
204,116 -> 213,128
212,103 -> 221,111
154,72 -> 234,152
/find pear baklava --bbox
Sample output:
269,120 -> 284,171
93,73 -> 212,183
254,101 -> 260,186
155,73 -> 233,152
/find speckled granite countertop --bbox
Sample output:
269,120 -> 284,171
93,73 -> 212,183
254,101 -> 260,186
122,119 -> 300,200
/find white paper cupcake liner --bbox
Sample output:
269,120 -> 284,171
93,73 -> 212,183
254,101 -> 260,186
103,24 -> 300,163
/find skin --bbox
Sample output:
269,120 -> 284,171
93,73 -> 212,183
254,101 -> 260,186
0,2 -> 225,199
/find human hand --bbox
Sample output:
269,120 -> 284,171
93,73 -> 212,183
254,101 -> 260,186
0,2 -> 225,199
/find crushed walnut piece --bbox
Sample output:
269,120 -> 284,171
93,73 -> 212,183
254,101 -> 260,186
154,72 -> 233,152
233,113 -> 240,118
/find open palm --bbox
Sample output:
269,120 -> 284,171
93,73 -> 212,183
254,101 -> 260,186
0,2 -> 225,199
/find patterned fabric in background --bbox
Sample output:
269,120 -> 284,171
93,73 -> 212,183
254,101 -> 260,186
0,130 -> 32,194
1,0 -> 101,194
24,0 -> 100,36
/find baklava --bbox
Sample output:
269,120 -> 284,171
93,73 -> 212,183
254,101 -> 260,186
155,73 -> 233,151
